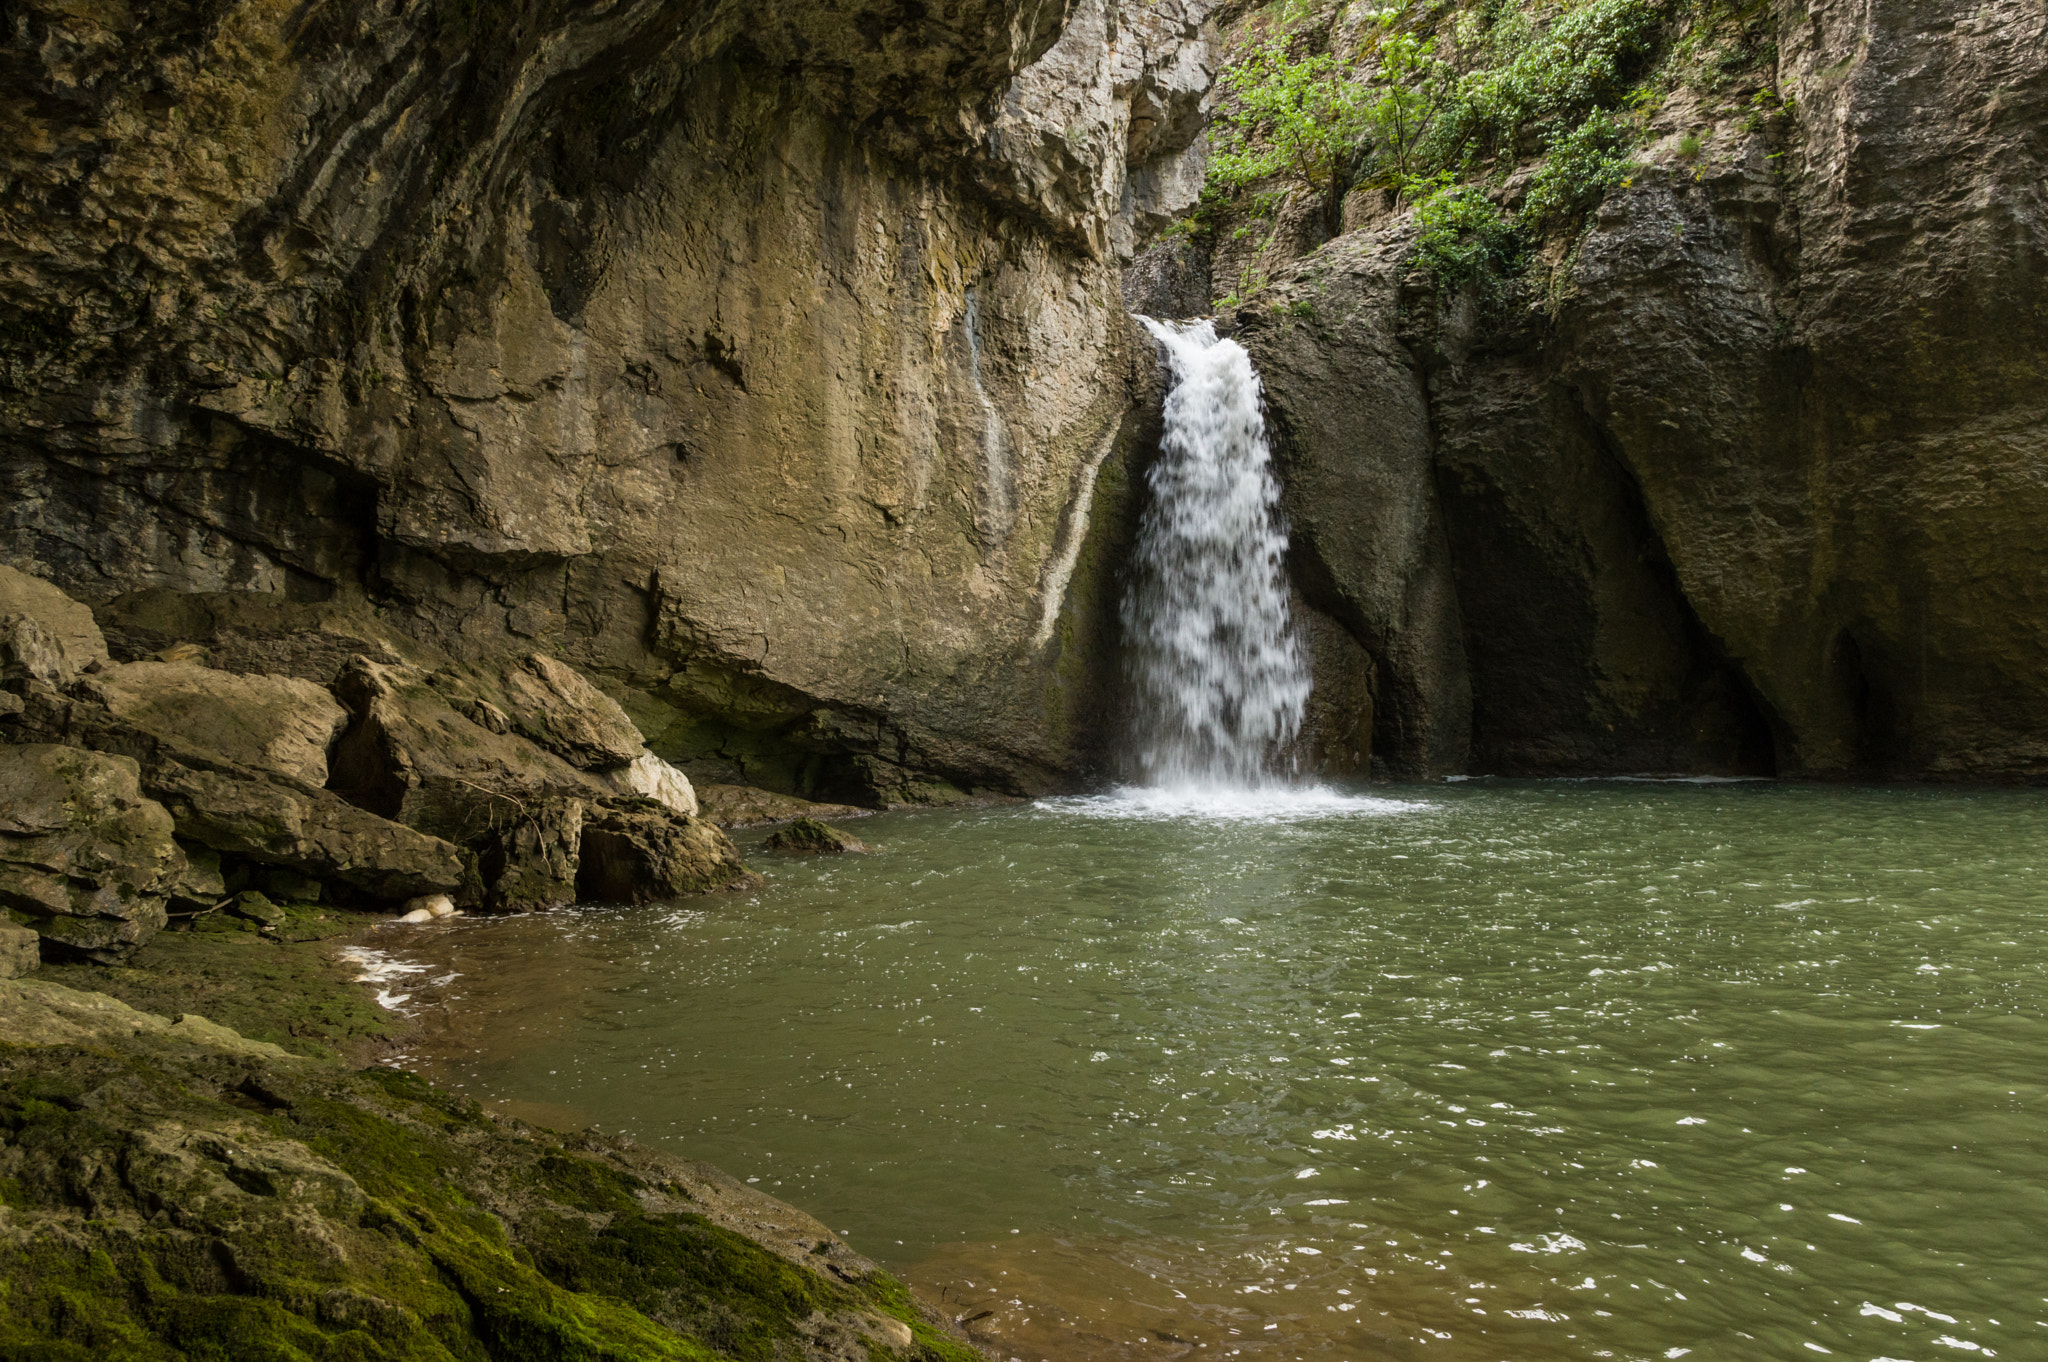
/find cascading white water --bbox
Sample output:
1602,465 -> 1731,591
1122,318 -> 1312,790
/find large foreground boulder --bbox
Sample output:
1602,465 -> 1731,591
0,977 -> 973,1361
148,758 -> 469,903
10,686 -> 468,907
0,745 -> 184,963
329,656 -> 726,906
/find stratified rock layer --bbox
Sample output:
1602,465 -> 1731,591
0,0 -> 1216,801
0,744 -> 184,963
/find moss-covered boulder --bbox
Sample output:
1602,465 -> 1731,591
0,977 -> 982,1362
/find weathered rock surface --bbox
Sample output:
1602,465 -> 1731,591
92,589 -> 417,682
329,653 -> 749,907
0,922 -> 39,978
577,799 -> 757,904
608,750 -> 700,818
0,563 -> 107,687
1545,0 -> 2048,777
0,567 -> 469,902
481,796 -> 586,912
1235,232 -> 1471,778
765,818 -> 873,855
430,653 -> 648,771
329,655 -> 611,843
146,756 -> 470,903
83,660 -> 350,785
10,678 -> 470,903
0,744 -> 184,963
0,0 -> 1217,803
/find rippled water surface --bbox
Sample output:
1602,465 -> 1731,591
387,782 -> 2048,1362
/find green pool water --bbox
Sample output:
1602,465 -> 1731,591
385,781 -> 2047,1362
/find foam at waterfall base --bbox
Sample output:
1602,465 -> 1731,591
1039,784 -> 1428,823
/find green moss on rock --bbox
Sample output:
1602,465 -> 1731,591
0,976 -> 982,1362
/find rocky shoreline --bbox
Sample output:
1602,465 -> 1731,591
0,562 -> 974,1360
0,964 -> 983,1361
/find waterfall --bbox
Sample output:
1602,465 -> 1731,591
1123,318 -> 1311,790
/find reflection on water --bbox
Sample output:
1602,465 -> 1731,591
384,782 -> 2048,1362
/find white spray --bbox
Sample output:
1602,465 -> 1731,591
1122,318 -> 1311,789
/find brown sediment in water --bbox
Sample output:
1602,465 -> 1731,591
896,1232 -> 1527,1362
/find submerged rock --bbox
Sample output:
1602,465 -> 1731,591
0,744 -> 185,963
764,818 -> 872,855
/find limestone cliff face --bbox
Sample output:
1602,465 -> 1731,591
0,0 -> 1211,801
1195,0 -> 2048,780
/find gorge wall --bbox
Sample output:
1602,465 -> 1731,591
7,0 -> 2045,795
1,0 -> 1213,804
1137,0 -> 2048,782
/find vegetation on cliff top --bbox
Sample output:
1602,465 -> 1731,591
1194,0 -> 1784,301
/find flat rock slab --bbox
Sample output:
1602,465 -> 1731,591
0,977 -> 298,1060
85,660 -> 350,785
696,784 -> 867,828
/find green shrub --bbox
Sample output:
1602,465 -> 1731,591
1208,39 -> 1369,200
1358,28 -> 1456,193
1411,181 -> 1524,289
1520,107 -> 1638,230
1440,0 -> 1663,162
